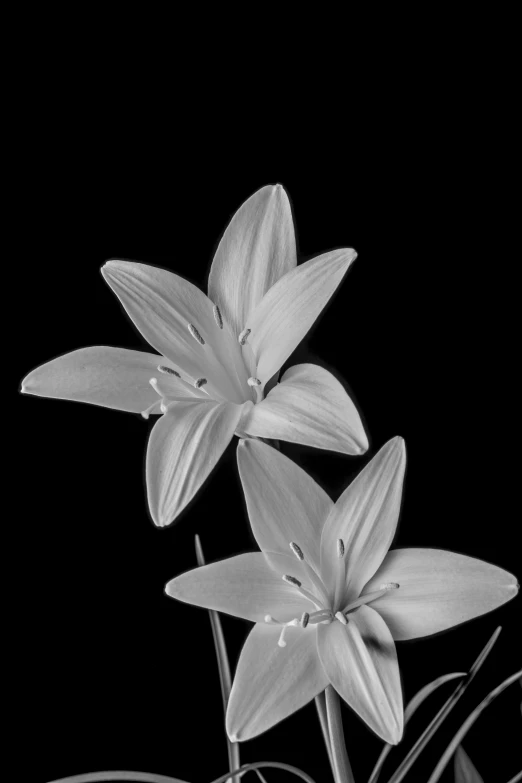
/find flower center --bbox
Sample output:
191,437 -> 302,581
265,539 -> 400,648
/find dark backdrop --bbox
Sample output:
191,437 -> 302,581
18,136 -> 520,783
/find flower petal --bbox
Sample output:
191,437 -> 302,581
226,622 -> 328,741
240,363 -> 368,455
246,248 -> 356,382
102,260 -> 244,402
208,184 -> 296,337
165,553 -> 310,623
364,548 -> 519,641
146,399 -> 244,526
20,346 -> 176,413
320,437 -> 406,598
317,606 -> 403,744
237,439 -> 332,573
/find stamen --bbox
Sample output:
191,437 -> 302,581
335,611 -> 348,625
289,542 -> 305,561
277,618 -> 299,647
307,610 -> 334,625
264,614 -> 276,624
301,612 -> 310,628
337,539 -> 345,558
247,377 -> 262,386
158,365 -> 181,377
149,377 -> 162,395
140,401 -> 159,420
238,327 -> 251,346
194,378 -> 208,389
188,323 -> 205,345
213,304 -> 223,329
282,574 -> 302,588
343,583 -> 400,615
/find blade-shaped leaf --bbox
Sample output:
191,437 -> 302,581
427,669 -> 522,783
367,672 -> 466,783
385,627 -> 502,783
454,746 -> 484,783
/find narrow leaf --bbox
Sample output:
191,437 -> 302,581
454,746 -> 484,783
427,669 -> 522,783
195,535 -> 239,783
385,626 -> 502,783
367,672 -> 465,783
46,773 -> 189,783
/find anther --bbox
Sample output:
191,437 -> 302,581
188,323 -> 205,345
289,542 -> 305,561
158,365 -> 181,377
301,612 -> 310,628
335,611 -> 348,625
247,377 -> 262,386
194,378 -> 208,389
149,377 -> 162,395
264,614 -> 275,623
379,582 -> 400,590
337,539 -> 345,558
238,328 -> 251,346
282,574 -> 302,588
213,304 -> 223,329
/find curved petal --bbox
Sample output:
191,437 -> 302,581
241,363 -> 368,455
102,260 -> 244,402
20,346 -> 174,413
166,553 -> 310,623
320,437 -> 406,599
246,248 -> 356,382
146,399 -> 243,526
208,185 -> 296,336
237,439 -> 332,574
364,548 -> 519,641
226,622 -> 328,741
317,606 -> 403,744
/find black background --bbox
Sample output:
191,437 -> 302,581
16,104 -> 520,783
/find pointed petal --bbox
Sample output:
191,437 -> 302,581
317,606 -> 403,744
19,346 -> 194,413
246,248 -> 356,382
166,553 -> 310,623
146,399 -> 243,526
240,363 -> 368,455
320,437 -> 406,598
454,746 -> 484,783
226,622 -> 328,741
237,439 -> 332,573
208,185 -> 296,336
364,548 -> 519,641
102,260 -> 243,402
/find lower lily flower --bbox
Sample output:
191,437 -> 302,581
21,184 -> 367,527
165,437 -> 518,744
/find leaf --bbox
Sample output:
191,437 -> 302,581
454,746 -> 484,783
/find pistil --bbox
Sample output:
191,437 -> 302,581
342,582 -> 400,615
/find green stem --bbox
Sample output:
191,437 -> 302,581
315,692 -> 335,776
325,686 -> 355,783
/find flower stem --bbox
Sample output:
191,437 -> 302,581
315,692 -> 335,775
325,686 -> 355,783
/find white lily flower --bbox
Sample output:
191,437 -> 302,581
21,185 -> 367,526
165,437 -> 518,744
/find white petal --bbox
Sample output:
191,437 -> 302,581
237,439 -> 332,574
20,346 -> 183,413
317,606 -> 403,744
166,553 -> 310,623
240,363 -> 368,455
208,184 -> 296,337
246,248 -> 356,382
146,399 -> 243,526
226,622 -> 328,741
364,548 -> 519,641
102,260 -> 244,402
320,437 -> 406,598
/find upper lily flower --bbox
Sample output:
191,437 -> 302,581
166,437 -> 518,745
21,185 -> 368,526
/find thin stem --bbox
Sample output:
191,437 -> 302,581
195,535 -> 240,783
46,773 -> 187,783
209,760 -> 317,783
315,692 -> 335,775
325,686 -> 355,783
